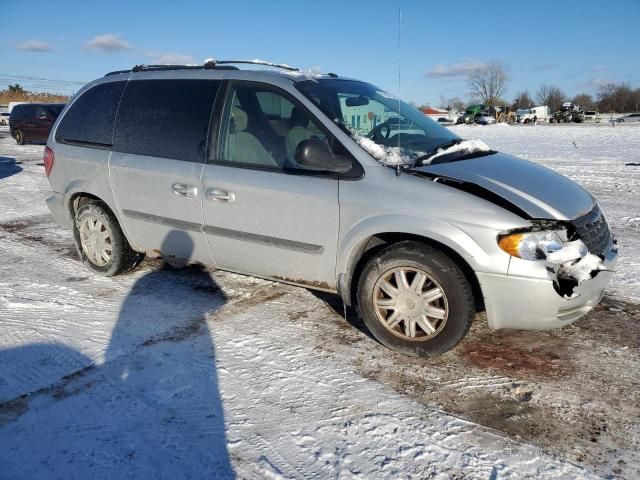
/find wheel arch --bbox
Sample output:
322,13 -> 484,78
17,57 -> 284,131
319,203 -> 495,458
338,231 -> 485,314
65,188 -> 142,253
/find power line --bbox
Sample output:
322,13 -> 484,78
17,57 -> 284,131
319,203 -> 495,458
0,74 -> 87,85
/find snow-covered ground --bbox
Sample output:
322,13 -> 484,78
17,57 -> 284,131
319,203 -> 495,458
0,125 -> 639,479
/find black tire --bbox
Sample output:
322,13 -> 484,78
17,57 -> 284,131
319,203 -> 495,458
15,130 -> 25,145
73,202 -> 143,276
356,241 -> 475,357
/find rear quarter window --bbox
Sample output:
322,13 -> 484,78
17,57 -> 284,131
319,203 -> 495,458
113,79 -> 220,163
55,81 -> 126,146
11,105 -> 35,120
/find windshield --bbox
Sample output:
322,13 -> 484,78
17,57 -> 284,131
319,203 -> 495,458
295,79 -> 459,165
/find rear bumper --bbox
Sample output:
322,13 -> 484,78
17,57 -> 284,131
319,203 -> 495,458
478,246 -> 618,330
46,192 -> 73,229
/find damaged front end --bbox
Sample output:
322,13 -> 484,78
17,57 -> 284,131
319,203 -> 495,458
498,205 -> 617,299
477,205 -> 618,330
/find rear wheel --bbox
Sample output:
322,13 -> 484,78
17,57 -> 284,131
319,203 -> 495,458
357,241 -> 475,357
15,130 -> 25,145
74,202 -> 143,276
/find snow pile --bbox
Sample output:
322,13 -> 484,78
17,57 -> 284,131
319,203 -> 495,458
544,239 -> 605,285
249,58 -> 297,70
354,135 -> 415,165
426,139 -> 490,164
546,240 -> 588,263
557,253 -> 606,284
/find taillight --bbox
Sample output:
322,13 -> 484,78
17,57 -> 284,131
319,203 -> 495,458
44,146 -> 54,177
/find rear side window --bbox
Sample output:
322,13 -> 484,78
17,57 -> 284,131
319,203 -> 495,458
56,82 -> 126,146
113,79 -> 220,163
11,105 -> 35,120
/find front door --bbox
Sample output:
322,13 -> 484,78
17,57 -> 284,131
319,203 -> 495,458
201,82 -> 352,289
109,78 -> 221,264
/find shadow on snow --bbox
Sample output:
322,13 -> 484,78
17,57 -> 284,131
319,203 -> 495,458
0,230 -> 235,478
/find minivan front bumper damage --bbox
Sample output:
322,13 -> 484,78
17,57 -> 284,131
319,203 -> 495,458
478,245 -> 618,330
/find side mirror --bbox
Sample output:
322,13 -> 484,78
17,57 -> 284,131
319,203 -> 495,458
294,138 -> 353,173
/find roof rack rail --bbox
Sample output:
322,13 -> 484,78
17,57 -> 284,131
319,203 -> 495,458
207,59 -> 299,72
105,59 -> 300,77
105,64 -> 238,76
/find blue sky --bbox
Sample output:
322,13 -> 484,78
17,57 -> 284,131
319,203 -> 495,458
2,0 -> 639,105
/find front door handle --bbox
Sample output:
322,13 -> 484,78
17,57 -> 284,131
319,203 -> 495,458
172,183 -> 198,198
206,187 -> 235,203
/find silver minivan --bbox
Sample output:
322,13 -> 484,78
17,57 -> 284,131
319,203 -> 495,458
44,60 -> 618,357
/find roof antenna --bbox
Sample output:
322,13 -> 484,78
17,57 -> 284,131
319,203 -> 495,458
396,7 -> 402,177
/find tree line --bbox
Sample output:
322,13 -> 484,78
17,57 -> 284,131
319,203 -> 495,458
435,62 -> 640,113
0,84 -> 70,105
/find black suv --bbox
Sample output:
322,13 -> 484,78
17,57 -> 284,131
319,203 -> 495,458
10,103 -> 65,145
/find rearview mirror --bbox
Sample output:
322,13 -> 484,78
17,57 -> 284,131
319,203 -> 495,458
345,95 -> 369,107
294,138 -> 352,174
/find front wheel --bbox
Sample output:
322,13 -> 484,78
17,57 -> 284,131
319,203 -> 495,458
74,202 -> 143,276
357,241 -> 475,357
15,130 -> 25,145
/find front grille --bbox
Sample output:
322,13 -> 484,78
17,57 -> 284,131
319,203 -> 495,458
570,204 -> 612,255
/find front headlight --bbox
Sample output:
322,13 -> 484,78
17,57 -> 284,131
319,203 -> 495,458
498,230 -> 565,260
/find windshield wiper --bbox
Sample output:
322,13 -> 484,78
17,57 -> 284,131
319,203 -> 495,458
414,138 -> 464,165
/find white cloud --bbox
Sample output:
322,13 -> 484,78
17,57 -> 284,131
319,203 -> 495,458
17,39 -> 52,52
577,77 -> 617,90
426,61 -> 486,78
145,52 -> 194,65
85,34 -> 132,53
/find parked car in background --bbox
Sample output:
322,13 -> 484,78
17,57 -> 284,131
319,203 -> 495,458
475,113 -> 496,125
583,111 -> 601,122
614,113 -> 640,123
0,112 -> 9,126
9,103 -> 65,145
44,60 -> 617,357
436,117 -> 454,125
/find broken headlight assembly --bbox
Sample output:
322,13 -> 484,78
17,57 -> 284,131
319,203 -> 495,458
499,228 -> 606,297
498,230 -> 568,261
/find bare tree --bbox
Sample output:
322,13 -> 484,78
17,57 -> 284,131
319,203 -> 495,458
597,82 -> 619,112
466,61 -> 509,108
536,84 -> 565,111
447,97 -> 466,112
513,90 -> 534,110
572,93 -> 594,109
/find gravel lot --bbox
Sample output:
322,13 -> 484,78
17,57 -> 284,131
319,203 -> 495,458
0,124 -> 639,479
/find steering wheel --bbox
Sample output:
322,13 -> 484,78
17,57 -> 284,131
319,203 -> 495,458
367,121 -> 392,141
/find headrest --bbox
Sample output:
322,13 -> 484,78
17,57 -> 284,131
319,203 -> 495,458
230,106 -> 248,132
290,107 -> 309,128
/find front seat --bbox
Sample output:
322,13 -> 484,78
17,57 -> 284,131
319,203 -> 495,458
286,107 -> 316,161
226,106 -> 278,167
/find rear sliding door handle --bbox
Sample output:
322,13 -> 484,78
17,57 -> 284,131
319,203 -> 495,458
206,188 -> 235,203
172,183 -> 198,198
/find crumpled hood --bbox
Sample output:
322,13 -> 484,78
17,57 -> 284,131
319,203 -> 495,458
415,152 -> 594,220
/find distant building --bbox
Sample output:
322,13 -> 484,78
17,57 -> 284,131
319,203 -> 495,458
419,107 -> 448,117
